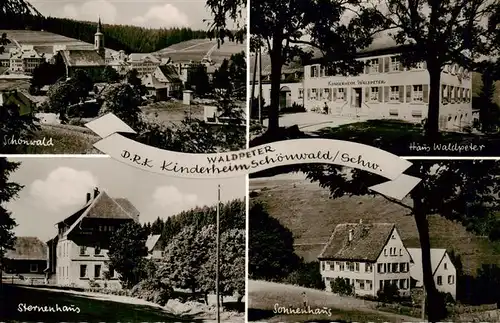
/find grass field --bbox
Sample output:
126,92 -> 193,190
141,101 -> 205,125
0,29 -> 90,47
248,280 -> 419,323
249,174 -> 500,275
0,284 -> 201,322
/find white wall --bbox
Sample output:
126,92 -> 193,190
321,260 -> 377,297
434,253 -> 457,299
374,228 -> 412,297
260,82 -> 304,108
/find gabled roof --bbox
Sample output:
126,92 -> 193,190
146,234 -> 161,252
129,53 -> 160,63
408,248 -> 449,280
60,190 -> 139,238
157,65 -> 182,83
142,74 -> 168,89
318,223 -> 395,262
5,237 -> 47,261
60,49 -> 105,67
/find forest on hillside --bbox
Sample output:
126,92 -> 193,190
0,12 -> 208,53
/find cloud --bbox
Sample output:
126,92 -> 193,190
62,0 -> 117,24
132,4 -> 189,28
151,185 -> 199,217
30,167 -> 99,211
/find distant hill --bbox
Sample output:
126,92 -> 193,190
156,38 -> 245,64
249,174 -> 500,276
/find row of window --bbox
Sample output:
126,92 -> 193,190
309,56 -> 470,79
437,275 -> 455,285
58,264 -> 115,280
325,277 -> 410,291
380,278 -> 409,290
57,243 -> 103,258
322,261 -> 409,274
305,85 -> 471,104
384,247 -> 404,257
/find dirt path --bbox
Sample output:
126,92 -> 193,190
249,280 -> 423,322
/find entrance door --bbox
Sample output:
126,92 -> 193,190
351,87 -> 362,108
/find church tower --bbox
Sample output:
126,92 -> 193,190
94,17 -> 105,57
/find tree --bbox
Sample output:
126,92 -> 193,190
0,101 -> 40,154
126,69 -> 146,96
476,60 -> 500,132
251,0 -> 384,133
249,201 -> 301,280
0,32 -> 11,54
99,83 -> 142,129
331,277 -> 353,296
0,158 -> 22,286
284,261 -> 325,290
205,0 -> 246,44
107,221 -> 149,289
47,81 -> 78,123
68,69 -> 93,101
377,283 -> 399,303
382,0 -> 500,140
302,160 -> 500,321
102,66 -> 121,84
150,217 -> 164,235
187,65 -> 211,96
30,62 -> 65,93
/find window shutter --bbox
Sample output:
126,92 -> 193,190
319,88 -> 324,99
399,86 -> 404,102
378,86 -> 383,102
384,57 -> 390,73
423,85 -> 429,103
365,87 -> 370,102
378,58 -> 383,72
384,86 -> 389,102
447,86 -> 451,101
342,88 -> 347,101
406,85 -> 412,103
333,88 -> 337,100
364,62 -> 369,74
307,89 -> 311,100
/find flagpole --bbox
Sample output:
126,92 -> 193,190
216,184 -> 221,323
258,44 -> 262,124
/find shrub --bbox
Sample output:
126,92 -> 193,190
330,277 -> 353,296
130,279 -> 174,306
280,103 -> 306,114
88,279 -> 100,288
377,283 -> 399,303
284,261 -> 325,290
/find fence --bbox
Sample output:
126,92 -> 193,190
2,275 -> 50,286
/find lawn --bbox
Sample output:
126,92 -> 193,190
141,101 -> 205,126
249,174 -> 500,276
314,119 -> 500,156
0,284 -> 203,322
248,280 -> 418,323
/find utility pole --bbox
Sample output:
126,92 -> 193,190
216,184 -> 221,323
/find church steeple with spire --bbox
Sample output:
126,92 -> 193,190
94,17 -> 105,57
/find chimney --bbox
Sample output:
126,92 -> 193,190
348,229 -> 354,242
86,192 -> 91,203
93,187 -> 100,198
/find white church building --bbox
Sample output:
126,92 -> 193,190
261,30 -> 473,132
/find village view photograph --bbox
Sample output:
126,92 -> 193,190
249,0 -> 500,156
0,157 -> 246,322
0,0 -> 246,154
248,160 -> 500,323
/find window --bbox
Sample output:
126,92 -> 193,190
94,265 -> 101,278
399,279 -> 407,289
392,263 -> 399,273
367,280 -> 373,290
321,261 -> 325,271
448,275 -> 455,284
390,56 -> 400,71
437,275 -> 443,286
299,88 -> 304,99
391,234 -> 395,239
80,265 -> 87,278
337,88 -> 345,100
444,263 -> 447,270
365,263 -> 373,273
370,87 -> 379,101
324,88 -> 332,101
413,85 -> 423,101
384,248 -> 387,256
30,263 -> 38,273
369,59 -> 379,73
338,262 -> 345,271
80,246 -> 87,255
359,280 -> 365,290
312,89 -> 318,100
377,263 -> 384,273
355,262 -> 360,272
389,86 -> 399,101
311,66 -> 319,77
95,244 -> 101,255
399,249 -> 402,256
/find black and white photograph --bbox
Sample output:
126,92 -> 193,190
249,0 -> 500,156
248,160 -> 500,322
0,157 -> 246,322
0,0 -> 246,154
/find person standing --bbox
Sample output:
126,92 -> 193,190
323,102 -> 329,114
302,291 -> 308,308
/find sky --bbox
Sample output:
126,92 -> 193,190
5,156 -> 246,242
27,0 -> 219,30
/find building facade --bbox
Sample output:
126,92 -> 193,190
3,237 -> 47,281
408,248 -> 457,299
47,188 -> 140,289
319,222 -> 412,297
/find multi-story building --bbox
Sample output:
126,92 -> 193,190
45,188 -> 140,289
319,221 -> 412,297
260,31 -> 473,131
128,53 -> 161,76
408,248 -> 457,299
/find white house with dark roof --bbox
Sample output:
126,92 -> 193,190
319,221 -> 413,297
408,248 -> 457,299
3,237 -> 47,280
47,187 -> 139,288
128,53 -> 161,76
145,234 -> 162,260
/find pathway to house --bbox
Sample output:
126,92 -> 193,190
248,280 -> 422,322
263,112 -> 369,133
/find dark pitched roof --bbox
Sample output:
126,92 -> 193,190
59,190 -> 139,237
5,237 -> 47,261
60,49 -> 105,67
158,65 -> 182,83
318,223 -> 395,262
